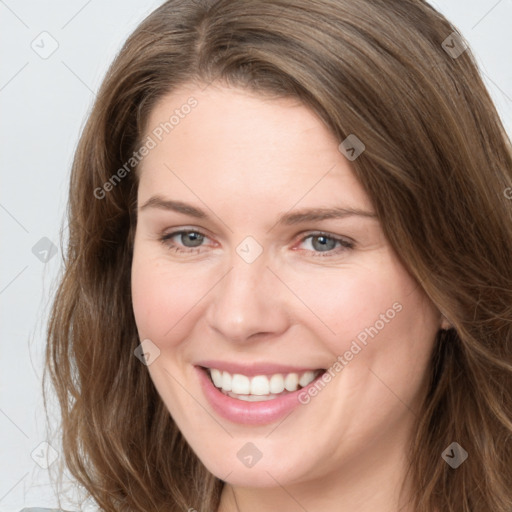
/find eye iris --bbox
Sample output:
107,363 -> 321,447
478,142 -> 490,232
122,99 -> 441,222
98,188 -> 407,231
182,232 -> 204,247
312,235 -> 336,252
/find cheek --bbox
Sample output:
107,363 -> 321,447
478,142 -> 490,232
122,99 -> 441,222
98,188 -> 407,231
131,248 -> 212,344
282,255 -> 438,369
280,261 -> 401,345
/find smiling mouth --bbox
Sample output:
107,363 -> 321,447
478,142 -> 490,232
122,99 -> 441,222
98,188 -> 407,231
202,367 -> 325,402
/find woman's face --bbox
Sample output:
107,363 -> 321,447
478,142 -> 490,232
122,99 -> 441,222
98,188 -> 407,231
131,82 -> 444,490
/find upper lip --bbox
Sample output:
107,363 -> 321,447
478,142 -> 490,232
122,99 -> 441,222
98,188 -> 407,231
196,360 -> 325,377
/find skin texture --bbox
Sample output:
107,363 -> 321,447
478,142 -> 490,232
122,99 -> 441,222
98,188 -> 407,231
131,82 -> 448,512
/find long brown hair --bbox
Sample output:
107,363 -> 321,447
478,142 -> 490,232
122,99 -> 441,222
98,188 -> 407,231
44,0 -> 512,510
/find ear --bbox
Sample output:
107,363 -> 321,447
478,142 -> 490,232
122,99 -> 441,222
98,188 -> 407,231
440,315 -> 452,330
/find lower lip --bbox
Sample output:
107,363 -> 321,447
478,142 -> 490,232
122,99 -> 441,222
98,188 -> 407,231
196,366 -> 322,425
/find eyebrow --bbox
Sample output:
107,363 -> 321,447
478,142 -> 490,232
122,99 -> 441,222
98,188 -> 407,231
140,196 -> 207,218
139,195 -> 377,225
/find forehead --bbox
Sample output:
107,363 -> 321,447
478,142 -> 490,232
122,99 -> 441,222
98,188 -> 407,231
137,83 -> 373,214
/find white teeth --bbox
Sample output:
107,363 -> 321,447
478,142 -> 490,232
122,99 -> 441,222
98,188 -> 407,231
222,371 -> 232,391
284,373 -> 299,392
207,368 -> 320,398
211,368 -> 223,388
250,375 -> 270,395
299,370 -> 316,387
269,374 -> 285,394
227,391 -> 279,401
231,374 -> 251,394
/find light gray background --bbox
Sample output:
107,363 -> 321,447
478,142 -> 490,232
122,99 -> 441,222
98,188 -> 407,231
1,0 -> 511,510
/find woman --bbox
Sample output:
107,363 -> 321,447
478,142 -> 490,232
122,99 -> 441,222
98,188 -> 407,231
41,0 -> 512,511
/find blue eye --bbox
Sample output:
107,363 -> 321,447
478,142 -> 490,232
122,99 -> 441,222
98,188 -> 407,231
298,233 -> 354,256
160,230 -> 208,253
176,231 -> 204,247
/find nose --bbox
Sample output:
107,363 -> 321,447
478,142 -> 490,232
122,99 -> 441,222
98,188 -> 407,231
205,251 -> 291,343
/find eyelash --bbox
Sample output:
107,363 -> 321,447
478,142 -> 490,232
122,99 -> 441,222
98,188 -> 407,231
159,230 -> 354,257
